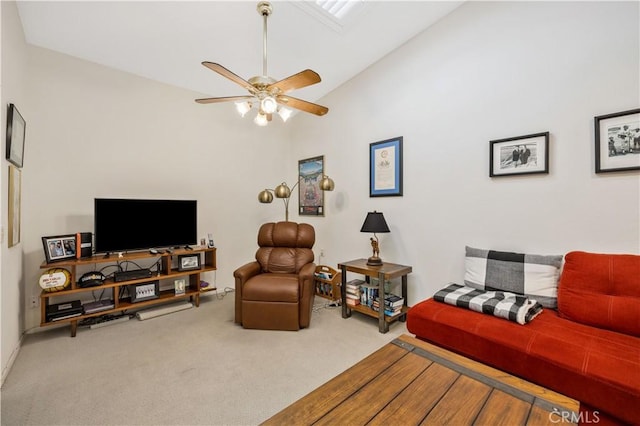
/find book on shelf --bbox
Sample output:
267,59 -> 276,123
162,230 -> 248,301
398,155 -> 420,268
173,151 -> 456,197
360,283 -> 379,308
346,297 -> 360,306
384,294 -> 404,308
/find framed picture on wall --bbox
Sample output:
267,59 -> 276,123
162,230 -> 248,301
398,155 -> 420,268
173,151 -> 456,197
298,155 -> 325,216
6,103 -> 26,168
8,165 -> 21,247
594,108 -> 640,173
369,137 -> 403,197
490,132 -> 549,177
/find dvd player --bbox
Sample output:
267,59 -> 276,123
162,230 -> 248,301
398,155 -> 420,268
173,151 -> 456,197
113,268 -> 152,282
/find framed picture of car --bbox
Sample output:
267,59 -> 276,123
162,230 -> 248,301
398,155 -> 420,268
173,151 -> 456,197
595,108 -> 640,173
178,254 -> 201,271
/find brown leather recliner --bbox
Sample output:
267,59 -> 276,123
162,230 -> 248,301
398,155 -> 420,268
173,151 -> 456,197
234,222 -> 316,331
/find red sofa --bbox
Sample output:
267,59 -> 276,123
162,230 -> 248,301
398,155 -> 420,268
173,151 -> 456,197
407,251 -> 640,425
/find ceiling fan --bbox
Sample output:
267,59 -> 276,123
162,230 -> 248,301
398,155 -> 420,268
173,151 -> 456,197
195,1 -> 329,125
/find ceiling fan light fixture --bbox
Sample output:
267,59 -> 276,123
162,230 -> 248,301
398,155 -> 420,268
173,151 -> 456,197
278,107 -> 293,122
261,96 -> 278,114
254,111 -> 269,126
196,1 -> 329,126
235,100 -> 253,117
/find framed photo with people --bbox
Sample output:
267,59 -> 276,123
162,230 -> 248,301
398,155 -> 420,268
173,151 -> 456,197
42,234 -> 77,263
594,108 -> 640,173
490,132 -> 549,177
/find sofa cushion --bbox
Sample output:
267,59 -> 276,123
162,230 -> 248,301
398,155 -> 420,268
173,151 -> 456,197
558,251 -> 640,337
407,298 -> 640,425
464,246 -> 562,308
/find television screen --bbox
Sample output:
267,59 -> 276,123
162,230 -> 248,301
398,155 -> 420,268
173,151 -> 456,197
94,198 -> 197,253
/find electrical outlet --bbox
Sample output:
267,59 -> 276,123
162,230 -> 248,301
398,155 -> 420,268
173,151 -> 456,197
30,296 -> 39,309
320,249 -> 325,257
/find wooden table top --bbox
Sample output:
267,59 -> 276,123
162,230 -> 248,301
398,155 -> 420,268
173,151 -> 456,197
262,334 -> 578,425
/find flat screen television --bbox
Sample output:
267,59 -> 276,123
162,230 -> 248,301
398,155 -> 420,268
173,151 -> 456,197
94,198 -> 197,254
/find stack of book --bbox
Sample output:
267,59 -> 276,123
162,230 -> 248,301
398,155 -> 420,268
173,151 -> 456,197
372,293 -> 404,316
345,279 -> 364,307
383,293 -> 405,316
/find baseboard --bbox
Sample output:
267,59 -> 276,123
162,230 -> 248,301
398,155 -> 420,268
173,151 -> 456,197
1,333 -> 24,387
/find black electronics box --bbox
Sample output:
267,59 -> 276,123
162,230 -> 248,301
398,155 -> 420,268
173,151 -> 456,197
75,232 -> 93,259
114,268 -> 152,282
46,300 -> 83,322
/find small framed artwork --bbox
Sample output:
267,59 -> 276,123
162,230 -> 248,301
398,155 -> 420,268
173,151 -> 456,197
490,132 -> 549,177
174,278 -> 186,295
6,103 -> 26,168
8,165 -> 21,247
370,137 -> 403,197
178,254 -> 201,271
594,108 -> 640,173
42,234 -> 77,263
298,155 -> 325,216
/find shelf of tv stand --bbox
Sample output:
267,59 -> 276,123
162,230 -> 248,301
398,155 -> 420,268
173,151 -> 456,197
39,246 -> 216,337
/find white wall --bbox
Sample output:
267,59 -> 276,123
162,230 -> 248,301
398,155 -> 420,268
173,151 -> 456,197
289,1 -> 640,304
1,0 -> 29,383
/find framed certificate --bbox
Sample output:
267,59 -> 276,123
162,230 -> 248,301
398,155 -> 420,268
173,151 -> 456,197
370,137 -> 403,197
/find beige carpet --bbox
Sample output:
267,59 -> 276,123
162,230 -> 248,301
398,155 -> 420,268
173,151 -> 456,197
1,292 -> 406,425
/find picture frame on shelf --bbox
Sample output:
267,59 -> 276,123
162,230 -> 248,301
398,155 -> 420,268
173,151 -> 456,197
490,132 -> 549,177
298,155 -> 325,216
174,278 -> 186,296
42,234 -> 76,263
6,103 -> 26,168
178,254 -> 201,271
370,136 -> 403,197
8,165 -> 21,248
594,108 -> 640,173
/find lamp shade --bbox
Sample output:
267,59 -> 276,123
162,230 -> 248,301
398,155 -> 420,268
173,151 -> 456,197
360,211 -> 390,233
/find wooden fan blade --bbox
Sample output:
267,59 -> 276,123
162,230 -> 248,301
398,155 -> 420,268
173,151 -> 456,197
267,69 -> 321,94
202,62 -> 255,92
195,95 -> 254,104
276,95 -> 329,116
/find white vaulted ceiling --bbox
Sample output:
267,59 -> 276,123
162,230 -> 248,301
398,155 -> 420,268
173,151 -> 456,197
16,1 -> 463,106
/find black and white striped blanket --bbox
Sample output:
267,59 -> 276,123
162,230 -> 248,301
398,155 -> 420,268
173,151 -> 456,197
434,283 -> 543,325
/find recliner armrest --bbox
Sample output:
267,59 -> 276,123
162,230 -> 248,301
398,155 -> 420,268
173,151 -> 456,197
298,262 -> 316,284
234,261 -> 262,284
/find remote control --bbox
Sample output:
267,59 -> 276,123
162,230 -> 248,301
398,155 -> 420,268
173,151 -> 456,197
185,245 -> 193,250
149,249 -> 158,254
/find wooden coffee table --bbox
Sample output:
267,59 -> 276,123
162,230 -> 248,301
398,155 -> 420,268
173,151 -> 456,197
263,334 -> 579,425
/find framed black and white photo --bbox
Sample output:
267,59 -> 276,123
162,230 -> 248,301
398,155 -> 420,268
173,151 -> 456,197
370,137 -> 403,197
595,108 -> 640,173
298,155 -> 325,216
178,254 -> 201,271
490,132 -> 549,177
42,234 -> 76,263
6,103 -> 26,168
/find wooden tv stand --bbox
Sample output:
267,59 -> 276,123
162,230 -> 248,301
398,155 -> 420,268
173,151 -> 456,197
39,247 -> 216,337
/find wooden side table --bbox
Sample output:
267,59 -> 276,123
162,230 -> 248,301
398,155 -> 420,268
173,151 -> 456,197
338,258 -> 412,333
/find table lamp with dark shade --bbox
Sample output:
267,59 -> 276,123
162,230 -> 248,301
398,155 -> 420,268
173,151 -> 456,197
360,211 -> 390,266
